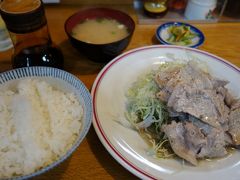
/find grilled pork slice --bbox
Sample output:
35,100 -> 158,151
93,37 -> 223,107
167,83 -> 229,129
231,99 -> 240,111
155,66 -> 181,102
197,128 -> 227,158
155,61 -> 222,102
161,121 -> 198,166
184,122 -> 207,155
228,107 -> 240,145
216,86 -> 235,108
162,120 -> 228,165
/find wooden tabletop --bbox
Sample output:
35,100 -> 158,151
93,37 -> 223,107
1,4 -> 240,180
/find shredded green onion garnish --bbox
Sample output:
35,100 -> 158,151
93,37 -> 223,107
125,68 -> 173,158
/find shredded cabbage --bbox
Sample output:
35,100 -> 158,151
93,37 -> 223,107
125,69 -> 173,158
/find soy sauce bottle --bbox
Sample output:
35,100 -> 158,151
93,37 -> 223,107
0,0 -> 64,69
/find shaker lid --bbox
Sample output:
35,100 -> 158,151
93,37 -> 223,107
191,0 -> 217,7
0,0 -> 47,33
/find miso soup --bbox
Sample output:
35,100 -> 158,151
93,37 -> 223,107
71,18 -> 129,44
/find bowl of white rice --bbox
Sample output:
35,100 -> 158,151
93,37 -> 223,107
0,67 -> 92,179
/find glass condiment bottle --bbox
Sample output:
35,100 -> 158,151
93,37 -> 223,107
0,0 -> 64,69
168,0 -> 187,12
0,15 -> 12,51
143,0 -> 169,18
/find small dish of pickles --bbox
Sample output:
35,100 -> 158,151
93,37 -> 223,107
156,22 -> 204,48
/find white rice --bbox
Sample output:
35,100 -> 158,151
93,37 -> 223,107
0,79 -> 83,178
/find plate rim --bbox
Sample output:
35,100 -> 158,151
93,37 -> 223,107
91,45 -> 240,179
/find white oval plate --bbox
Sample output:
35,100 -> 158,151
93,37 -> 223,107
91,45 -> 240,180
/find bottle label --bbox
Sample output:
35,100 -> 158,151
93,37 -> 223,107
0,0 -> 41,14
0,0 -> 47,33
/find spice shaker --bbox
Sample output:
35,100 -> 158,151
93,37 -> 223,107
184,0 -> 217,20
0,0 -> 64,69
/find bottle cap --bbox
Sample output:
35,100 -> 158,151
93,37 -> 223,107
0,0 -> 47,34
